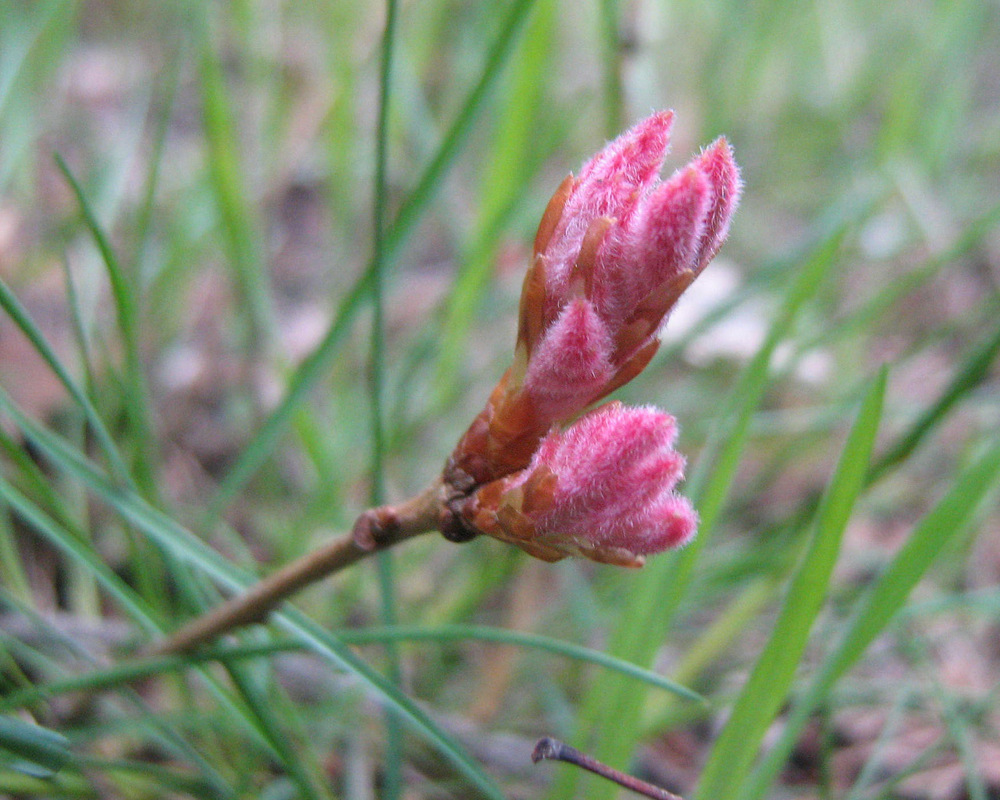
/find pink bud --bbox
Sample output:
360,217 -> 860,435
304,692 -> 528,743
519,111 -> 742,418
691,137 -> 742,274
457,403 -> 697,566
522,298 -> 615,422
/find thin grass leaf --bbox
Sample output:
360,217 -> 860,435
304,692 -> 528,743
869,317 -> 1000,483
0,411 -> 329,796
0,624 -> 701,714
596,0 -> 624,136
222,660 -> 330,800
210,0 -> 540,515
71,754 -> 220,798
921,644 -> 989,800
133,39 -> 182,273
0,488 -> 31,604
844,687 -> 918,800
371,2 -> 404,795
196,14 -> 275,349
0,278 -> 130,487
551,225 -> 845,800
59,256 -> 98,409
660,576 -> 780,710
799,199 -> 1000,356
0,770 -> 95,799
743,437 -> 1000,800
53,154 -> 155,493
0,3 -> 76,195
0,2 -> 67,123
0,595 -> 240,800
0,715 -> 71,778
0,477 -> 162,635
695,369 -> 885,800
267,612 -> 510,800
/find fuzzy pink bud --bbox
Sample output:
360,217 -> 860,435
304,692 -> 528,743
518,112 -> 742,421
455,403 -> 697,566
521,298 -> 615,422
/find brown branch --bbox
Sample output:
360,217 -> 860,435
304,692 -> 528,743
146,480 -> 448,658
532,737 -> 685,800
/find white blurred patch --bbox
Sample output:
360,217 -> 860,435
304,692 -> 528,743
157,345 -> 206,393
279,303 -> 328,361
860,209 -> 909,260
665,258 -> 832,385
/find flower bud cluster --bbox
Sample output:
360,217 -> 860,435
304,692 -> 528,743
440,112 -> 740,566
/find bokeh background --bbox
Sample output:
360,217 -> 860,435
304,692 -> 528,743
1,1 -> 999,798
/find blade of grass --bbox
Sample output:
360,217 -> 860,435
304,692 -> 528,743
0,278 -> 131,488
0,485 -> 31,604
371,2 -> 404,797
0,770 -> 95,798
742,436 -> 1000,800
0,485 -> 300,788
0,476 -> 162,635
0,715 -> 71,779
551,225 -> 845,800
133,37 -> 182,275
1,625 -> 701,713
694,369 -> 886,800
196,10 -> 275,351
0,1 -> 62,120
907,632 -> 989,800
0,605 -> 240,799
69,754 -> 221,798
596,0 -> 623,136
53,155 -> 155,495
843,687 -> 917,800
221,659 -> 330,800
210,0 -> 540,517
799,198 -> 1000,356
0,3 -> 72,195
868,315 -> 1000,483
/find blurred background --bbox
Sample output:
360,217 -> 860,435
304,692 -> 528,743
1,1 -> 999,799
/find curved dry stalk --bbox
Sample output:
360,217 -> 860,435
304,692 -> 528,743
146,480 -> 448,657
532,737 -> 684,800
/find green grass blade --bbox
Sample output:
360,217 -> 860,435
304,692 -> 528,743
196,13 -> 274,350
221,661 -> 330,800
0,477 -> 162,635
695,369 -> 886,800
799,199 -> 1000,357
0,278 -> 131,488
596,0 -> 623,135
869,316 -> 1000,483
0,715 -> 71,778
0,598 -> 240,799
743,437 -> 1000,800
372,2 -> 404,797
0,483 -> 32,604
53,154 -> 155,493
1,624 -> 701,714
268,613 -> 510,800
